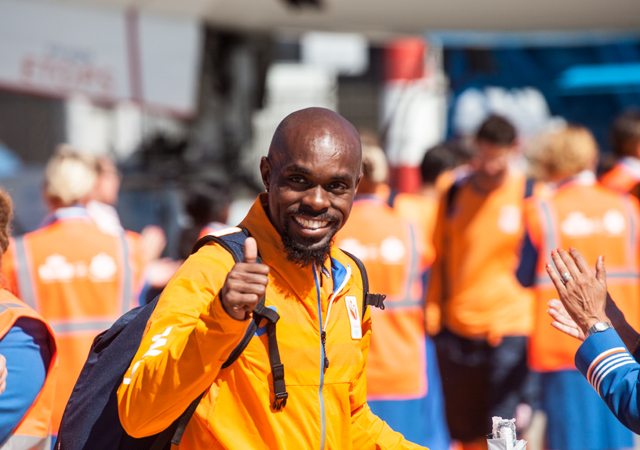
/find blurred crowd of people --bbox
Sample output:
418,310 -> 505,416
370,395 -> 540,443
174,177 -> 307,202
0,107 -> 639,449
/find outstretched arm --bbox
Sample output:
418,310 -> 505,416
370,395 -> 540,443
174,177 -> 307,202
546,247 -> 640,434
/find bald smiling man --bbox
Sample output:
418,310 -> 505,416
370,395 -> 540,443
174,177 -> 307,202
117,108 -> 426,449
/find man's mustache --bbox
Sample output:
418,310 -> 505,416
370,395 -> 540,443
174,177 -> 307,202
287,208 -> 339,222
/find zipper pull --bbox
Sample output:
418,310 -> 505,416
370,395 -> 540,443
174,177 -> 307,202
321,330 -> 330,370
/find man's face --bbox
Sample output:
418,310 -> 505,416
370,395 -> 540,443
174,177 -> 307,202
260,126 -> 361,267
472,139 -> 514,180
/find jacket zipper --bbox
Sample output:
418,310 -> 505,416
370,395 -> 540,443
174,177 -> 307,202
313,267 -> 326,450
313,263 -> 352,450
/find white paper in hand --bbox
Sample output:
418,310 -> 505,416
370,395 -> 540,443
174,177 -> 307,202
487,416 -> 527,450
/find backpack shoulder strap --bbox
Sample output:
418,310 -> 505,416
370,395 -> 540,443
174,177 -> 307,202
192,226 -> 287,407
339,249 -> 386,317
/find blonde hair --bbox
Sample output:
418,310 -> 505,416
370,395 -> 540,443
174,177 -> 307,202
360,143 -> 389,185
44,145 -> 98,208
530,125 -> 598,181
0,186 -> 12,257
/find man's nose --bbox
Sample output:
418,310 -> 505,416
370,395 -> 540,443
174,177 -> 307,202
302,185 -> 330,210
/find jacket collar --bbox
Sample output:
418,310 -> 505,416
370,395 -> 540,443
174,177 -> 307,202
240,194 -> 353,301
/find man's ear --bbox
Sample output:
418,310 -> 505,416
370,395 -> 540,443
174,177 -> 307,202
354,172 -> 363,192
259,157 -> 271,193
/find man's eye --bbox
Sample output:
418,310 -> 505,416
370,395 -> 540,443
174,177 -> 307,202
329,182 -> 348,191
289,176 -> 307,184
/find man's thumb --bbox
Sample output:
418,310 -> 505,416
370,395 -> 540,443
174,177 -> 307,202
243,237 -> 258,263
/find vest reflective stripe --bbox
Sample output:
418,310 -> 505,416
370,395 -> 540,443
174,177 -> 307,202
0,433 -> 51,450
12,237 -> 37,310
50,320 -> 116,335
538,200 -> 560,270
0,303 -> 25,312
379,222 -> 423,311
119,233 -> 132,316
622,195 -> 638,269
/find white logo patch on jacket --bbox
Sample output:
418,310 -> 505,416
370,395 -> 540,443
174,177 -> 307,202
345,296 -> 362,340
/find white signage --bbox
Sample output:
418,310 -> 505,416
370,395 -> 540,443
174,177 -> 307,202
301,32 -> 369,76
0,0 -> 202,117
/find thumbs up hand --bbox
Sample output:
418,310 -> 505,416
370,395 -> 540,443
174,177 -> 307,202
220,237 -> 270,320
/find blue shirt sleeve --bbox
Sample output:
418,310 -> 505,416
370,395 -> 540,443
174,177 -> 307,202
575,329 -> 640,434
0,318 -> 51,445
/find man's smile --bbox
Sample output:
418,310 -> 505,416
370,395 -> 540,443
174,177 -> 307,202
293,215 -> 330,230
290,214 -> 334,238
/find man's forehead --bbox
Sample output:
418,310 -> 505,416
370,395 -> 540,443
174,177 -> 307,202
279,161 -> 356,181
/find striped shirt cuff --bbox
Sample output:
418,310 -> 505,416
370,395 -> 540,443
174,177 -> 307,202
576,328 -> 637,394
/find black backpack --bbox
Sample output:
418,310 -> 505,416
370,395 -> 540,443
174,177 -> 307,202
55,228 -> 384,450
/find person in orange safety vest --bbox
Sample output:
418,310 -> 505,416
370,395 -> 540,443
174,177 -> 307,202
1,146 -> 144,437
521,124 -> 640,450
336,141 -> 451,449
426,115 -> 536,449
0,186 -> 58,450
117,108 -> 425,449
600,110 -> 640,194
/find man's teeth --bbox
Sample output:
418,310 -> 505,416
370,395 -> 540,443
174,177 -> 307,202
294,217 -> 329,229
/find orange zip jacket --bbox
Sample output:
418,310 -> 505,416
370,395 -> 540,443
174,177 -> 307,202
1,207 -> 143,433
525,175 -> 640,371
0,289 -> 57,450
117,195 -> 424,450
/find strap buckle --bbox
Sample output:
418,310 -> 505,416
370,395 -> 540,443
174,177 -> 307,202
365,293 -> 386,310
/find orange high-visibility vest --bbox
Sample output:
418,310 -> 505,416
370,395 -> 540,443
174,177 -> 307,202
526,179 -> 640,371
600,159 -> 640,193
2,208 -> 141,434
336,196 -> 428,400
0,289 -> 57,450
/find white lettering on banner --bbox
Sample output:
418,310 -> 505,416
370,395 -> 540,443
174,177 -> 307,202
0,0 -> 202,116
123,326 -> 174,385
37,253 -> 117,282
20,52 -> 115,96
561,209 -> 626,237
345,296 -> 362,340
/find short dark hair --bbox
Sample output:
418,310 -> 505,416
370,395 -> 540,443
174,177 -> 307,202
610,109 -> 640,157
185,182 -> 232,226
420,143 -> 459,184
476,114 -> 517,146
